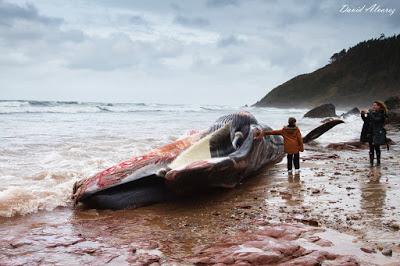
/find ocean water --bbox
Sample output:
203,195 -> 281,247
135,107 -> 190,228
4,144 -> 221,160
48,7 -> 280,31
0,100 -> 363,217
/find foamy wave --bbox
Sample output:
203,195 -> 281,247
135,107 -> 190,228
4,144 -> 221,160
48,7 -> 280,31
0,172 -> 79,217
300,114 -> 363,144
0,100 -> 238,115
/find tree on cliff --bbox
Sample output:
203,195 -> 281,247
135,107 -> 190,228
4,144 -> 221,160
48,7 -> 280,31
329,49 -> 346,63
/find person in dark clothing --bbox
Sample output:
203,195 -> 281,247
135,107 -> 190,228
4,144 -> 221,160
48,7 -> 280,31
256,117 -> 304,174
360,101 -> 388,166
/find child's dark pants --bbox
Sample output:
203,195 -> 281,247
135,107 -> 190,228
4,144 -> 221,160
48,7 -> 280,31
287,153 -> 300,170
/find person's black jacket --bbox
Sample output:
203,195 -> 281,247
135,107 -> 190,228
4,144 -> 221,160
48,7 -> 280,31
360,111 -> 371,142
360,110 -> 386,145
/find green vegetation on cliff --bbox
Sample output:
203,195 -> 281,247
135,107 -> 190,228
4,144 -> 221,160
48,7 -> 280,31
254,35 -> 400,108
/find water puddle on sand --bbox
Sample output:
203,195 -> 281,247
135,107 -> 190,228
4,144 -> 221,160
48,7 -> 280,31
1,134 -> 400,264
296,228 -> 400,265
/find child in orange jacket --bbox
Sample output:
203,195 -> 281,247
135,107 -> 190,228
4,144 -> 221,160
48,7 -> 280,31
257,117 -> 304,174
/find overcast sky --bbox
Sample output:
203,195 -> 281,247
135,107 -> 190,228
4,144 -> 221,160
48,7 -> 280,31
0,0 -> 399,105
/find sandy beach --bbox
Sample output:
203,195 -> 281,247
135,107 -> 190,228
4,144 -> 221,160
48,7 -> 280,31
1,124 -> 399,265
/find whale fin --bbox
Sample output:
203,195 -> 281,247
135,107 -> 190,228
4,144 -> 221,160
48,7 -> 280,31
303,119 -> 344,143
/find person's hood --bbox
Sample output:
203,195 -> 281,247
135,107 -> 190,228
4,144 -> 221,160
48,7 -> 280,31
283,126 -> 298,134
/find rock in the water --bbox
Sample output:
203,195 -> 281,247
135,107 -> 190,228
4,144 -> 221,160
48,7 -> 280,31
382,248 -> 392,256
304,104 -> 337,118
389,222 -> 400,231
340,107 -> 360,118
360,246 -> 376,253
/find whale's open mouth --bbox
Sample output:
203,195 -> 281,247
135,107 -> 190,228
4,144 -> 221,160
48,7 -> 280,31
163,123 -> 253,194
168,123 -> 239,170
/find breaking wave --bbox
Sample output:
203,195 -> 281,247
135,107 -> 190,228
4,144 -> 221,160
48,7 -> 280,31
0,171 -> 79,217
0,100 -> 237,114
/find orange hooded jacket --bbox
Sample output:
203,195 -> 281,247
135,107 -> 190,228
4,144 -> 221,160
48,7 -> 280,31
264,126 -> 304,154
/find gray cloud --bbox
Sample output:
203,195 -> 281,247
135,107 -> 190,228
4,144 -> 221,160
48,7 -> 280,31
206,0 -> 239,8
0,2 -> 182,71
217,35 -> 244,47
65,34 -> 184,71
129,15 -> 148,26
0,0 -> 83,47
65,34 -> 141,71
219,54 -> 242,64
170,3 -> 182,12
174,15 -> 210,27
0,0 -> 61,26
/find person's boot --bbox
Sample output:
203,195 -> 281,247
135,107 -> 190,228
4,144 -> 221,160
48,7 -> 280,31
369,152 -> 374,167
376,152 -> 381,166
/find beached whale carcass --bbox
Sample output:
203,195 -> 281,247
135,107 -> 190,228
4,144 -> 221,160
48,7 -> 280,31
72,111 -> 343,209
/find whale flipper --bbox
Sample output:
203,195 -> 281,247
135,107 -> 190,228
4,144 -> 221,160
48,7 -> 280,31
303,119 -> 344,143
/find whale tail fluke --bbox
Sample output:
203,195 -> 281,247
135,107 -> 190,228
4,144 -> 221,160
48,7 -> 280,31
303,119 -> 344,143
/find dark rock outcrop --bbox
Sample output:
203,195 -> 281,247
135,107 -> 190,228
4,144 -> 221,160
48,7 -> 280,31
340,107 -> 360,118
304,104 -> 337,118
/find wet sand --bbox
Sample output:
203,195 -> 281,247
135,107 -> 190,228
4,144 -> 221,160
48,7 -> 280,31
1,132 -> 399,265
